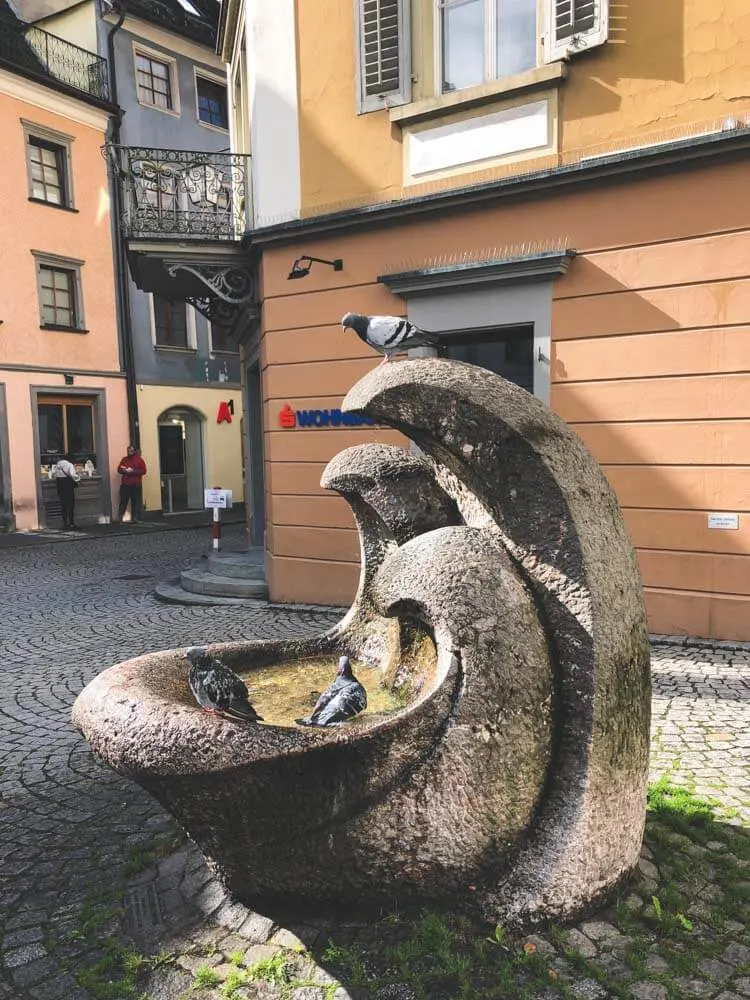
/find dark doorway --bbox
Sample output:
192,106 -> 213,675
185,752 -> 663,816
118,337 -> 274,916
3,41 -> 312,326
245,360 -> 265,547
438,324 -> 534,393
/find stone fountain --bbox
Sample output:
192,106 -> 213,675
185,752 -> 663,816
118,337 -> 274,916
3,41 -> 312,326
72,359 -> 651,928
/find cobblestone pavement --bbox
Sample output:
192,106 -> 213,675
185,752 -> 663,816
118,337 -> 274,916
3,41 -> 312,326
0,527 -> 748,999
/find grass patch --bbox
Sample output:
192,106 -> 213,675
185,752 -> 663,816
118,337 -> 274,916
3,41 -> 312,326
246,950 -> 292,986
316,781 -> 749,1000
193,964 -> 222,989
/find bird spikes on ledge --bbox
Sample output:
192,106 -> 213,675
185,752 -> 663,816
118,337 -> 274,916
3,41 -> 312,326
384,239 -> 572,278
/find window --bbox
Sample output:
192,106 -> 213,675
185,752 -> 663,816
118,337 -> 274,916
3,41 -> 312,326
135,51 -> 174,110
209,320 -> 237,355
38,396 -> 96,468
438,326 -> 534,391
437,0 -> 608,93
440,0 -> 537,92
196,75 -> 228,130
176,0 -> 202,14
39,266 -> 77,328
153,295 -> 189,348
28,137 -> 67,205
22,121 -> 75,208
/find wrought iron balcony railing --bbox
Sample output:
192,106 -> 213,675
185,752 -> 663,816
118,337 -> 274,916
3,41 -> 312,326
113,147 -> 251,241
0,16 -> 109,103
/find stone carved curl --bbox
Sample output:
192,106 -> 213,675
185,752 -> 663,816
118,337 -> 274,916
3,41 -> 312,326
72,359 -> 650,926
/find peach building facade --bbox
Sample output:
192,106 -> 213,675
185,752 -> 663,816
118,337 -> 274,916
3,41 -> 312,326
0,33 -> 127,530
223,1 -> 750,640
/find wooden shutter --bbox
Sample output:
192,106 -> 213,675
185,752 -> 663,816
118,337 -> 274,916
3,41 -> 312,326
544,0 -> 608,63
355,0 -> 411,114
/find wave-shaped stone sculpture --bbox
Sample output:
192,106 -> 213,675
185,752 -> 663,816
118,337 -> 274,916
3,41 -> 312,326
72,359 -> 650,927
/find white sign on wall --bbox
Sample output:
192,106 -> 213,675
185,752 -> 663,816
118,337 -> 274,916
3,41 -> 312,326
707,513 -> 739,530
204,489 -> 233,509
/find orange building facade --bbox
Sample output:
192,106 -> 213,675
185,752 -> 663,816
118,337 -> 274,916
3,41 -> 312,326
213,1 -> 750,640
0,22 -> 128,530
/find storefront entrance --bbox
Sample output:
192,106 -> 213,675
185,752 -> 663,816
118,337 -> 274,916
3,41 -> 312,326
36,391 -> 108,527
158,406 -> 205,513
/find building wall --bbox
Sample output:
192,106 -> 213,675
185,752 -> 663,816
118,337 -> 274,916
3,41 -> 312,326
0,74 -> 127,529
257,156 -> 750,640
111,23 -> 241,388
0,87 -> 119,373
293,0 -> 750,215
136,383 -> 245,512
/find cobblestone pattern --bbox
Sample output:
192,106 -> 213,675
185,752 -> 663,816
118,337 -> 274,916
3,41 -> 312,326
0,527 -> 748,999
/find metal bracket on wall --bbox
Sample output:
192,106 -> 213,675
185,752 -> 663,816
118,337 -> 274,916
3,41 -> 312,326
165,263 -> 257,329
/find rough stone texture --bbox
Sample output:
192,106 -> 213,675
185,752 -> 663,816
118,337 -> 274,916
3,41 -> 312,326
342,359 -> 651,925
72,359 -> 649,926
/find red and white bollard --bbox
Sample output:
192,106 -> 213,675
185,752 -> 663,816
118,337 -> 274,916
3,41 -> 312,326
212,506 -> 221,551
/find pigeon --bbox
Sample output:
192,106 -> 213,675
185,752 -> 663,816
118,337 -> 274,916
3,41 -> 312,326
184,646 -> 263,723
341,312 -> 439,365
296,655 -> 367,727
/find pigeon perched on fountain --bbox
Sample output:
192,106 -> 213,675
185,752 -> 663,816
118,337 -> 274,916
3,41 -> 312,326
296,655 -> 367,727
341,312 -> 439,365
185,647 -> 263,723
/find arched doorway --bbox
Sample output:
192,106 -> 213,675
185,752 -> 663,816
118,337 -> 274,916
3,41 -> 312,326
157,406 -> 205,513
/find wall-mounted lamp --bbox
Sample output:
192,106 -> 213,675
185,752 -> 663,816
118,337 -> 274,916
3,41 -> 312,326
287,255 -> 343,280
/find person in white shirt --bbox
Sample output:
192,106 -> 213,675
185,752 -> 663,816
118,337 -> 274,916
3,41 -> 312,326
53,453 -> 81,529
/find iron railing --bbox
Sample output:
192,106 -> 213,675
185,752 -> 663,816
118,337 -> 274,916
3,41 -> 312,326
114,147 -> 251,241
0,16 -> 110,103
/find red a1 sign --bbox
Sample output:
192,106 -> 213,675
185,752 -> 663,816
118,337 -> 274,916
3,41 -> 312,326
217,400 -> 234,424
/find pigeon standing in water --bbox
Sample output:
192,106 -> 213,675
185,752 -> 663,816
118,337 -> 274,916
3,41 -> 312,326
341,312 -> 439,365
296,655 -> 367,727
185,646 -> 263,723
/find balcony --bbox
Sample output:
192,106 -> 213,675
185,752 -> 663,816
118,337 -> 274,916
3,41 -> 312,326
111,147 -> 257,336
0,15 -> 110,103
114,147 -> 251,242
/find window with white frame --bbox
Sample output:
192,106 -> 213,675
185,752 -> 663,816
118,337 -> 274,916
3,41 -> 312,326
439,0 -> 537,92
353,0 -> 608,111
135,48 -> 178,112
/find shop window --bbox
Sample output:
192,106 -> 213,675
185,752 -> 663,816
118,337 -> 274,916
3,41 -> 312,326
438,325 -> 534,392
196,74 -> 228,130
38,395 -> 96,472
153,295 -> 189,349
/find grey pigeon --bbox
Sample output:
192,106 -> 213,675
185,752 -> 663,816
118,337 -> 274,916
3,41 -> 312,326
341,312 -> 439,365
185,646 -> 263,723
296,655 -> 367,727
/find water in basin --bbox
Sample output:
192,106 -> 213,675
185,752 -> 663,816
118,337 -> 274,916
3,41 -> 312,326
239,657 -> 403,728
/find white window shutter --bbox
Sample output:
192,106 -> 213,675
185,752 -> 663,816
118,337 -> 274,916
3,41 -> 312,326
543,0 -> 609,63
355,0 -> 412,114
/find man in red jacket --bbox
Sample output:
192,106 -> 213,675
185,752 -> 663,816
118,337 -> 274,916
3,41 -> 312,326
116,445 -> 147,523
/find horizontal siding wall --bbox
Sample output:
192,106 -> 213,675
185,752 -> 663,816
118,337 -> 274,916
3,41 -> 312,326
552,228 -> 750,642
260,158 -> 750,637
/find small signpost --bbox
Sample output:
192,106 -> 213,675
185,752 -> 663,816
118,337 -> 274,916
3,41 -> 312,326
204,488 -> 233,551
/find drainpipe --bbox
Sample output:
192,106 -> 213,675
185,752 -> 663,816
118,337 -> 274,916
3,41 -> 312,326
105,4 -> 140,448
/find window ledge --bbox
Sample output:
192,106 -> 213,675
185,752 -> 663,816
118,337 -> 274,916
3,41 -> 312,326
29,198 -> 79,213
197,119 -> 230,134
389,63 -> 566,128
154,345 -> 197,353
41,324 -> 88,333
